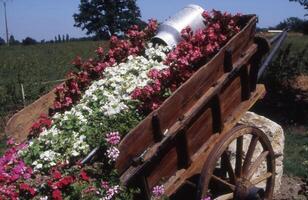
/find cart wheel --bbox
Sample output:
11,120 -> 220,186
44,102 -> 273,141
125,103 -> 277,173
196,125 -> 275,200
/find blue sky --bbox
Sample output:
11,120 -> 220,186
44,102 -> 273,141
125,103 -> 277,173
0,0 -> 307,41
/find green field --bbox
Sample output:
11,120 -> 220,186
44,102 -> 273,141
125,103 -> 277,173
0,41 -> 106,130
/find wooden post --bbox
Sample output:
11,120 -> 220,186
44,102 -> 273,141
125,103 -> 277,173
224,49 -> 233,72
211,95 -> 223,133
20,83 -> 26,107
176,128 -> 191,169
152,112 -> 163,142
240,65 -> 251,101
3,1 -> 9,45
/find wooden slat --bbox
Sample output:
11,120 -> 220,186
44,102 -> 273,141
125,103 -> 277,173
240,65 -> 251,100
224,49 -> 233,72
116,16 -> 258,173
5,87 -> 57,142
120,44 -> 258,185
175,128 -> 191,169
152,112 -> 163,142
164,85 -> 266,196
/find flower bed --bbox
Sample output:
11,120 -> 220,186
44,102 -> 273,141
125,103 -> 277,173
1,10 -> 242,200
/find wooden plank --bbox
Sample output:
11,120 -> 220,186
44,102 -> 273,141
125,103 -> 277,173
152,112 -> 163,142
164,84 -> 266,196
116,16 -> 258,174
175,129 -> 191,169
120,44 -> 258,185
5,87 -> 57,142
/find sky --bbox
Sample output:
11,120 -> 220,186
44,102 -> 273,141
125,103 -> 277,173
0,0 -> 307,41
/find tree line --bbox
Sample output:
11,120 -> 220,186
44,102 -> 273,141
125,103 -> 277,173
0,34 -> 97,46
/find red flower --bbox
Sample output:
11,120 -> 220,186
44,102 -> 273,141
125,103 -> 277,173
54,176 -> 74,189
19,183 -> 36,196
52,189 -> 63,200
80,170 -> 90,181
52,170 -> 62,180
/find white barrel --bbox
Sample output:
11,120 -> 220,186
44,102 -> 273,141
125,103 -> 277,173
152,4 -> 205,48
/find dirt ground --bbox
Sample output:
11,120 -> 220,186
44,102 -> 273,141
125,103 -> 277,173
275,175 -> 308,200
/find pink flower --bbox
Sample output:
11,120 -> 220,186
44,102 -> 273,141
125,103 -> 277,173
95,47 -> 104,56
152,185 -> 165,198
101,180 -> 109,190
6,138 -> 15,146
105,132 -> 121,145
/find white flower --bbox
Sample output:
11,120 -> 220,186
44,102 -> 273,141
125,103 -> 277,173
102,185 -> 120,200
40,196 -> 48,200
106,147 -> 120,162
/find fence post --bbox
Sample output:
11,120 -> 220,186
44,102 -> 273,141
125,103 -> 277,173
20,83 -> 26,107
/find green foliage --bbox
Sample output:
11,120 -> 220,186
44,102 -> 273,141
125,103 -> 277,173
9,35 -> 20,45
284,127 -> 308,178
0,37 -> 5,46
276,17 -> 308,34
22,37 -> 38,45
73,0 -> 144,39
264,35 -> 308,91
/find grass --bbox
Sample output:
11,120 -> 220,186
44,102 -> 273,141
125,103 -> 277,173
0,41 -> 107,127
283,127 -> 308,178
285,34 -> 308,50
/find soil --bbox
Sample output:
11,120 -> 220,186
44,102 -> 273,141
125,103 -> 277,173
275,175 -> 308,200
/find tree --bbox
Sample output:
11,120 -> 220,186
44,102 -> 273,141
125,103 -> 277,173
276,17 -> 305,32
22,37 -> 37,45
9,35 -> 20,45
58,34 -> 61,43
66,34 -> 70,42
290,0 -> 308,15
0,37 -> 5,46
73,0 -> 143,39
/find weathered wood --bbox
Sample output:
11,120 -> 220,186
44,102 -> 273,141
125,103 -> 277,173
120,44 -> 258,186
235,136 -> 244,177
5,87 -> 57,142
175,128 -> 191,169
211,95 -> 223,133
240,65 -> 251,100
245,151 -> 269,180
164,85 -> 266,196
196,125 -> 275,200
116,16 -> 258,174
224,49 -> 233,72
152,112 -> 163,142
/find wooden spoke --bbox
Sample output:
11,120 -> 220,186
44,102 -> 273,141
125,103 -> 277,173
197,126 -> 275,200
235,136 -> 243,177
214,193 -> 234,200
251,172 -> 273,185
246,151 -> 269,180
242,135 -> 259,175
212,175 -> 236,191
222,152 -> 235,184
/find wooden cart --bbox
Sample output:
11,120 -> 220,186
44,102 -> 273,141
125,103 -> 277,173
116,15 -> 276,200
5,15 -> 284,200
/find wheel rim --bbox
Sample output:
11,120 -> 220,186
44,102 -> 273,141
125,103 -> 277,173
196,125 -> 275,200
